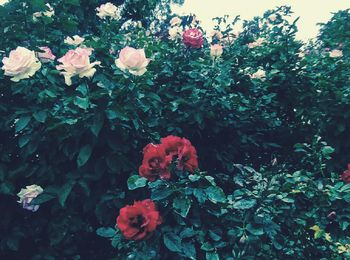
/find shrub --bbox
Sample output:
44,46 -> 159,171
0,0 -> 349,258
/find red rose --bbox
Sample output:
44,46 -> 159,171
139,143 -> 171,181
182,28 -> 204,48
177,138 -> 198,173
341,164 -> 350,183
117,199 -> 162,240
161,135 -> 184,160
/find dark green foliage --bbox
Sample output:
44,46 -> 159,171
0,0 -> 349,259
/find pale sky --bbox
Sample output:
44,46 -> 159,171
172,0 -> 350,41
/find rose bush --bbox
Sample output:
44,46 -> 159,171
0,1 -> 349,259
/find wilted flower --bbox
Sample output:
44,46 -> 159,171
329,49 -> 343,58
210,44 -> 223,58
96,2 -> 121,20
56,47 -> 101,86
170,16 -> 182,27
247,38 -> 265,48
115,47 -> 150,76
64,35 -> 85,46
17,184 -> 43,212
2,46 -> 41,82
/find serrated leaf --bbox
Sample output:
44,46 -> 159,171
173,196 -> 191,217
206,186 -> 226,204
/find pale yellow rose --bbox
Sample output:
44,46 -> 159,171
250,69 -> 266,80
2,46 -> 41,82
329,49 -> 343,58
17,184 -> 44,212
96,2 -> 120,20
64,35 -> 85,46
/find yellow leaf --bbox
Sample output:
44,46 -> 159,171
309,225 -> 323,239
324,233 -> 331,242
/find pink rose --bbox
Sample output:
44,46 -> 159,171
182,28 -> 204,48
37,46 -> 56,63
56,47 -> 101,86
115,46 -> 150,76
210,44 -> 223,58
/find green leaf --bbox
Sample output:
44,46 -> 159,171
163,232 -> 182,253
127,175 -> 148,190
206,186 -> 226,204
96,227 -> 116,238
321,146 -> 335,156
74,96 -> 89,110
193,188 -> 207,203
77,144 -> 93,167
232,199 -> 256,210
33,111 -> 47,123
31,192 -> 56,204
173,196 -> 191,217
182,242 -> 196,259
15,117 -> 31,132
151,188 -> 174,201
18,135 -> 30,148
58,182 -> 75,207
246,224 -> 264,236
91,113 -> 104,137
206,252 -> 219,260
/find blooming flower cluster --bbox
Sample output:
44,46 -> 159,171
117,199 -> 161,240
139,135 -> 198,181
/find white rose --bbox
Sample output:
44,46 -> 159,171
96,2 -> 120,20
17,184 -> 44,212
64,35 -> 85,46
2,46 -> 42,82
